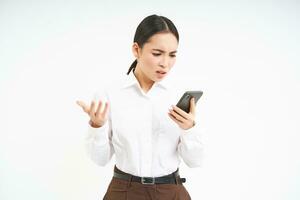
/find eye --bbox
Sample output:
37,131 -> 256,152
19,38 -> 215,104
170,54 -> 176,57
152,53 -> 161,56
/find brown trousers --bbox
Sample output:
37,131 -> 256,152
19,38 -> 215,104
103,168 -> 191,200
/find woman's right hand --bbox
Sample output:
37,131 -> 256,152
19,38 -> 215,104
76,100 -> 109,128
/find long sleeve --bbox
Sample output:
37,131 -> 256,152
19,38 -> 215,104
85,90 -> 114,166
85,118 -> 114,166
178,122 -> 204,168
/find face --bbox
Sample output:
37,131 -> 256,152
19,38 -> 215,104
132,32 -> 178,83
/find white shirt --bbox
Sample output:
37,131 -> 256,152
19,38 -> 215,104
85,72 -> 204,177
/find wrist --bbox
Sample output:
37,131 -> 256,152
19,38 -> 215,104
89,120 -> 102,128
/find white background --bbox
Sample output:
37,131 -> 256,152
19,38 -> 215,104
1,1 -> 299,200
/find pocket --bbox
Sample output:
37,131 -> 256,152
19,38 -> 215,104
105,178 -> 128,200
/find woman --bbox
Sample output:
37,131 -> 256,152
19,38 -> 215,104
77,14 -> 203,200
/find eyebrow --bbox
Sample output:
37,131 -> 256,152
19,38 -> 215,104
152,49 -> 177,54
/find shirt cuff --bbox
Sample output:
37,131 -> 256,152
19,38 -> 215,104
86,122 -> 110,144
179,122 -> 203,143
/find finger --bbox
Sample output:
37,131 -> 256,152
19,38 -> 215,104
95,101 -> 103,115
168,112 -> 184,125
89,101 -> 96,117
168,109 -> 185,123
76,100 -> 85,108
76,100 -> 89,113
171,105 -> 189,119
189,97 -> 196,115
168,112 -> 179,124
102,102 -> 109,116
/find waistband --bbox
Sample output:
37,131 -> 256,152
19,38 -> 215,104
113,166 -> 186,185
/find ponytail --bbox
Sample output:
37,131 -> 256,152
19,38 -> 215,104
127,60 -> 137,75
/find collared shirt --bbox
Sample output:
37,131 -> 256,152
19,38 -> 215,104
85,72 -> 204,177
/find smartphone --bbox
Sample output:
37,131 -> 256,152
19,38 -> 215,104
176,91 -> 203,113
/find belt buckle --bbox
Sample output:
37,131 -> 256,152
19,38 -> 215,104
141,177 -> 155,184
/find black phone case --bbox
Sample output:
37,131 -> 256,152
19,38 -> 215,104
176,91 -> 203,113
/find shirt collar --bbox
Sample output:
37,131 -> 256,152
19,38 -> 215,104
122,71 -> 170,90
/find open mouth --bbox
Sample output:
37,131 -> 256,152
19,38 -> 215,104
156,71 -> 167,74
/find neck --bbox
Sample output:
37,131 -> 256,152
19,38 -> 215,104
133,67 -> 154,93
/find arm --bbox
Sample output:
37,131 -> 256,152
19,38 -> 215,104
178,124 -> 204,167
77,90 -> 114,166
168,97 -> 204,167
85,116 -> 114,166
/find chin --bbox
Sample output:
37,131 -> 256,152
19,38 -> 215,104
154,77 -> 164,82
153,74 -> 168,82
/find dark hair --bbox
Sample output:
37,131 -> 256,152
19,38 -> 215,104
127,14 -> 179,75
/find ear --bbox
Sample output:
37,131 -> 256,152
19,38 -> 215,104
132,42 -> 140,59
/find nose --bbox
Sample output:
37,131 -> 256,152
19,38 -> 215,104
159,56 -> 169,68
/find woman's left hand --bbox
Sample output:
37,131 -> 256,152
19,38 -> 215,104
168,97 -> 196,130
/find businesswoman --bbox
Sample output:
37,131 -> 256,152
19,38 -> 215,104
77,14 -> 203,200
